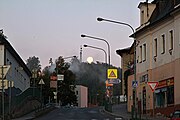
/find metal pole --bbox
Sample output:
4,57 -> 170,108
153,92 -> 155,117
9,81 -> 12,116
81,34 -> 110,67
2,66 -> 4,120
41,83 -> 42,107
97,17 -> 137,119
56,62 -> 58,106
83,44 -> 107,67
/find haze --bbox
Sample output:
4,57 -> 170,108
0,0 -> 149,68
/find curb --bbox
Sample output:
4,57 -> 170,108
102,107 -> 125,119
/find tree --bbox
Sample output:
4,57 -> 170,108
40,66 -> 52,104
70,58 -> 122,105
26,56 -> 41,87
26,56 -> 41,72
55,56 -> 77,106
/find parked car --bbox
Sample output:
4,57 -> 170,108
170,110 -> 180,120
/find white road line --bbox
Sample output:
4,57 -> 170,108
115,118 -> 122,120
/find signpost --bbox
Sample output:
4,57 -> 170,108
0,65 -> 10,120
132,80 -> 138,88
108,79 -> 121,84
57,74 -> 64,81
107,69 -> 117,79
147,81 -> 158,117
39,79 -> 45,107
107,69 -> 118,104
148,82 -> 158,92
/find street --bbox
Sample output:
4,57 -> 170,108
35,106 -> 123,120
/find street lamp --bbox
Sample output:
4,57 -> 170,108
97,17 -> 137,119
83,44 -> 107,65
83,44 -> 108,106
81,34 -> 110,67
83,44 -> 108,81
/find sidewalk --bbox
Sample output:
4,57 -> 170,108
12,105 -> 56,120
12,111 -> 35,120
104,103 -> 169,120
112,103 -> 131,120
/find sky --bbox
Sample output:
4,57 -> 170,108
0,0 -> 150,69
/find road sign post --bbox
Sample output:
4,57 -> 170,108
107,69 -> 118,104
147,82 -> 158,117
39,79 -> 45,107
0,65 -> 10,120
107,69 -> 117,79
108,79 -> 121,84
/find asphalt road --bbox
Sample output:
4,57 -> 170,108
35,106 -> 123,120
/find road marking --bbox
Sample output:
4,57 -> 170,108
115,118 -> 122,120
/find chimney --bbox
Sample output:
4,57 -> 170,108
138,2 -> 156,25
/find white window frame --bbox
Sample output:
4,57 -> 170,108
169,30 -> 174,50
161,34 -> 166,54
154,38 -> 158,57
139,45 -> 142,63
143,43 -> 146,62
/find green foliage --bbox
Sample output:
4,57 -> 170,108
26,56 -> 41,72
56,56 -> 77,106
70,59 -> 122,105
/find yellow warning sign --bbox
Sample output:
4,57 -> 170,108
107,69 -> 117,79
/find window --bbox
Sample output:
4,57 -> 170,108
169,30 -> 173,50
139,46 -> 142,63
167,86 -> 174,105
143,44 -> 146,61
154,38 -> 157,57
141,10 -> 144,24
161,34 -> 165,54
155,88 -> 166,108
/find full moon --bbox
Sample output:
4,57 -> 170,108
87,57 -> 93,63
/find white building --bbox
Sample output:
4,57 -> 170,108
75,85 -> 88,108
0,32 -> 31,95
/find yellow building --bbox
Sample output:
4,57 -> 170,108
119,0 -> 180,117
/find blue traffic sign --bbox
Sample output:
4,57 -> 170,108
132,80 -> 138,88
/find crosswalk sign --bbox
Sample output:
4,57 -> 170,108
107,69 -> 117,79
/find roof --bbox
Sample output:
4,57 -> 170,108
116,47 -> 131,57
131,0 -> 180,37
0,34 -> 32,77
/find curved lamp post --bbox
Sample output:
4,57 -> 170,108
81,34 -> 110,68
83,44 -> 107,65
83,44 -> 108,105
97,17 -> 137,119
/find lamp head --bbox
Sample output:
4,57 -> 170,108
81,34 -> 86,37
83,44 -> 88,47
97,17 -> 104,21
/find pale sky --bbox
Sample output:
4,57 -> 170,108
0,0 -> 149,69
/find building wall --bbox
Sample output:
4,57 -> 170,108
0,45 -> 5,65
127,74 -> 134,112
75,85 -> 88,108
5,49 -> 30,91
0,44 -> 30,92
121,52 -> 134,96
133,6 -> 180,116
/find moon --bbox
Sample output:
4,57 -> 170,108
87,57 -> 93,63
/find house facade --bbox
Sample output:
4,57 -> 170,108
116,46 -> 134,98
0,32 -> 31,94
75,85 -> 88,108
125,0 -> 180,116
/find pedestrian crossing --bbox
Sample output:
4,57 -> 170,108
90,118 -> 122,120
